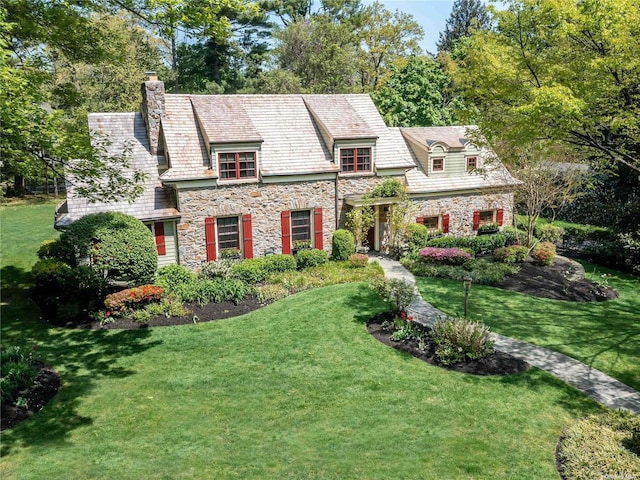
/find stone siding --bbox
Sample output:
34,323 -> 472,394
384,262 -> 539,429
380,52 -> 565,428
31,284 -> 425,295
141,80 -> 165,155
176,180 -> 335,269
411,191 -> 514,236
336,174 -> 405,227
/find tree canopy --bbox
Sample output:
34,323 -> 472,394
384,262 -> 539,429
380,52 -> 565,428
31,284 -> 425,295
436,0 -> 491,53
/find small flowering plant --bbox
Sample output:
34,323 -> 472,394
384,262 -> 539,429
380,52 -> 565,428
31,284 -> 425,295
419,247 -> 472,265
104,284 -> 164,317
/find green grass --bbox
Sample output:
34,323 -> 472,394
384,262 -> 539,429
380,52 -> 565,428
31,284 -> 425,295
416,264 -> 640,391
1,284 -> 603,479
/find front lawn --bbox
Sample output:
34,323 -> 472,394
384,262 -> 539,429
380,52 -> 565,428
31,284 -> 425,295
415,263 -> 640,391
0,283 -> 603,479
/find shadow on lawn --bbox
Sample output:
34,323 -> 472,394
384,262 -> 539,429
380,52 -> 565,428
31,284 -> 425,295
1,266 -> 162,456
345,283 -> 388,324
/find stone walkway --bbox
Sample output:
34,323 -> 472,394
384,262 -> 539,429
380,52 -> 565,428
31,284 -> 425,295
369,252 -> 640,415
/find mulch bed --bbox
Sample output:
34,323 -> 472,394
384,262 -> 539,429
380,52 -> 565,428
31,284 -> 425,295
501,256 -> 618,302
1,363 -> 61,431
367,312 -> 530,376
5,255 -> 619,429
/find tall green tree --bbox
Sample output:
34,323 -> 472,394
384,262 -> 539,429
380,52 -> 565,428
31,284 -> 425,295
437,0 -> 491,53
372,56 -> 459,127
454,0 -> 640,173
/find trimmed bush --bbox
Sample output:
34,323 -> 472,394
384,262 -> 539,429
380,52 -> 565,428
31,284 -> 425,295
419,247 -> 472,265
256,284 -> 289,304
348,253 -> 368,268
262,254 -> 297,274
57,212 -> 157,285
494,245 -> 529,264
332,229 -> 355,261
431,318 -> 494,365
408,258 -> 518,286
532,241 -> 556,266
295,249 -> 328,270
534,223 -> 564,244
405,223 -> 429,249
369,277 -> 415,312
199,259 -> 241,280
104,284 -> 164,317
180,278 -> 249,306
557,410 -> 640,480
502,227 -> 527,246
426,233 -> 506,256
155,264 -> 197,292
230,258 -> 269,285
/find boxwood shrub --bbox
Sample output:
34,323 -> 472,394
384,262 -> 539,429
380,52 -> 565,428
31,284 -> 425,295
155,264 -> 197,293
295,249 -> 328,270
332,229 -> 355,261
57,212 -> 157,285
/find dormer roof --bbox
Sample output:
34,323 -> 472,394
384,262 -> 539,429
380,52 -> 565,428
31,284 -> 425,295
303,95 -> 378,140
401,126 -> 477,151
191,96 -> 263,144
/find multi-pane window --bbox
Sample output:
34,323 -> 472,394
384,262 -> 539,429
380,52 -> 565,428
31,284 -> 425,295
217,217 -> 240,250
219,152 -> 256,180
423,216 -> 439,230
291,210 -> 311,242
432,158 -> 444,172
340,148 -> 372,173
466,156 -> 477,171
479,210 -> 494,225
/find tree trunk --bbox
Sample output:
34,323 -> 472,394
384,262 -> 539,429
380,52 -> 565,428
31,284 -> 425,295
14,175 -> 25,197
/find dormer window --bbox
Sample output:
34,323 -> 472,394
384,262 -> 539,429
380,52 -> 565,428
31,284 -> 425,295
466,156 -> 477,171
340,147 -> 371,173
431,157 -> 445,172
219,152 -> 256,180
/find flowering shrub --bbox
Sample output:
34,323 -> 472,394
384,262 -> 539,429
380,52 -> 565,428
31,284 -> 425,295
532,241 -> 556,266
419,247 -> 472,265
493,245 -> 529,264
348,253 -> 368,268
104,284 -> 164,317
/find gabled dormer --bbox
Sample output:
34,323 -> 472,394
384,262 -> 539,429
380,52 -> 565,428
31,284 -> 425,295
303,95 -> 378,176
190,97 -> 263,184
400,126 -> 483,178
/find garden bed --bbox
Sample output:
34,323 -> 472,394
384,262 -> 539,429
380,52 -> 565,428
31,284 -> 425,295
366,312 -> 530,376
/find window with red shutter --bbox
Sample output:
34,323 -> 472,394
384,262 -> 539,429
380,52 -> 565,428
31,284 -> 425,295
497,209 -> 504,226
442,214 -> 450,234
281,210 -> 291,254
314,207 -> 323,250
473,211 -> 481,230
205,217 -> 217,261
242,214 -> 253,259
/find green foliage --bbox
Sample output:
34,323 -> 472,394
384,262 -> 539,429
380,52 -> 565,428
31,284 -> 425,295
366,178 -> 404,198
230,258 -> 269,285
533,223 -> 564,244
199,258 -> 241,280
262,254 -> 297,274
532,242 -> 556,266
37,239 -> 64,259
348,253 -> 368,268
256,284 -> 290,304
389,316 -> 422,342
426,233 -> 506,255
418,247 -> 472,265
372,55 -> 459,126
175,278 -> 249,306
155,264 -> 198,292
501,226 -> 527,246
408,257 -> 518,286
369,277 -> 415,312
0,345 -> 41,406
332,229 -> 355,261
405,223 -> 429,249
557,410 -> 640,480
344,205 -> 375,250
436,0 -> 491,53
142,294 -> 188,319
493,246 -> 528,264
295,249 -> 328,270
58,212 -> 157,285
431,317 -> 494,365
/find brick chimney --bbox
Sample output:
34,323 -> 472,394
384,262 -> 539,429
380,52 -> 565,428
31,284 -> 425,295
141,71 -> 165,155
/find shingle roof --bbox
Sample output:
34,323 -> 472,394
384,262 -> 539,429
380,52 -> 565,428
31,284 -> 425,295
61,113 -> 178,224
401,126 -> 477,150
303,95 -> 377,140
191,96 -> 263,144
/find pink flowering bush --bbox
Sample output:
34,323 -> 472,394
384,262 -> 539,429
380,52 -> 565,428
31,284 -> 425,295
532,241 -> 556,266
104,284 -> 164,317
419,247 -> 472,265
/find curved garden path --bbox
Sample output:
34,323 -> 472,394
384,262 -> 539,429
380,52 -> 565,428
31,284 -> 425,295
369,252 -> 640,415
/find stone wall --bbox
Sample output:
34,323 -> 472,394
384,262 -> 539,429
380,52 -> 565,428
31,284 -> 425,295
176,180 -> 336,268
141,79 -> 165,155
336,174 -> 405,227
411,191 -> 514,236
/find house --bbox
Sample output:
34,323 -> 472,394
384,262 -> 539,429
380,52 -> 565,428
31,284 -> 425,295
55,73 -> 519,269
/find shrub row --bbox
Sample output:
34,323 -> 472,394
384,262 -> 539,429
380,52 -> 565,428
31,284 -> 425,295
229,254 -> 297,284
175,278 -> 249,306
426,233 -> 507,255
493,245 -> 528,264
407,258 -> 519,286
294,249 -> 328,269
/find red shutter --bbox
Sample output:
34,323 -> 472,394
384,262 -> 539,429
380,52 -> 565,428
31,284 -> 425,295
281,210 -> 291,254
442,214 -> 450,234
242,214 -> 253,259
496,208 -> 504,226
205,217 -> 217,261
314,207 -> 323,250
473,211 -> 480,230
416,217 -> 424,224
154,222 -> 166,255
